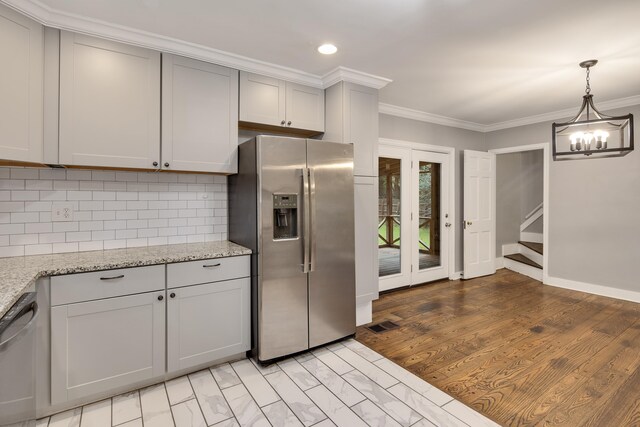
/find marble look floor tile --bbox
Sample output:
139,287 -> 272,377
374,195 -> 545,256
250,357 -> 281,375
351,400 -> 403,427
79,399 -> 111,427
171,399 -> 206,427
264,371 -> 326,426
294,352 -> 316,364
442,399 -> 501,427
210,363 -> 241,390
49,408 -> 82,427
112,391 -> 141,426
409,419 -> 438,427
305,385 -> 367,427
221,384 -> 270,427
342,339 -> 383,362
188,369 -> 233,425
165,376 -> 195,406
36,417 -> 50,427
116,419 -> 142,427
231,359 -> 279,407
278,358 -> 320,391
387,384 -> 466,427
333,347 -> 398,389
342,371 -> 421,427
139,384 -> 174,427
325,342 -> 345,352
310,348 -> 354,375
211,419 -> 240,427
311,420 -> 336,427
262,400 -> 304,427
374,358 -> 453,406
300,358 -> 365,407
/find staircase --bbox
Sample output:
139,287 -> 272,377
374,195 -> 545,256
502,203 -> 543,281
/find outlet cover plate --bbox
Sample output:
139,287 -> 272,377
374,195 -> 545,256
52,202 -> 74,222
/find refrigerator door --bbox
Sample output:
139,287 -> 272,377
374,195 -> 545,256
306,140 -> 356,347
257,136 -> 309,361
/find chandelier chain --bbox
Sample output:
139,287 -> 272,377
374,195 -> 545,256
585,66 -> 591,95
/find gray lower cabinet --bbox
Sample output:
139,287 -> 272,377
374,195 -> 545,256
167,277 -> 251,372
50,290 -> 166,405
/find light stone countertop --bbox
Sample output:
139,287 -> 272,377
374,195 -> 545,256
0,241 -> 251,318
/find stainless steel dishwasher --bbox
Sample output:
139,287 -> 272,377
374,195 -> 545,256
0,292 -> 38,427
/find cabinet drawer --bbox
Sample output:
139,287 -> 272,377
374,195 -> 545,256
167,256 -> 250,288
51,265 -> 165,306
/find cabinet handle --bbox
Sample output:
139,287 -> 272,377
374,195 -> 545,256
157,295 -> 164,301
170,292 -> 176,298
281,120 -> 286,126
203,263 -> 221,268
100,274 -> 124,281
153,161 -> 158,167
287,121 -> 292,126
164,162 -> 170,168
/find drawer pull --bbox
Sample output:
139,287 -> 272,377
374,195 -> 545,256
202,263 -> 221,268
100,275 -> 125,281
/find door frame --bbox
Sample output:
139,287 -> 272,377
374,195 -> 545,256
488,142 -> 550,284
379,138 -> 457,281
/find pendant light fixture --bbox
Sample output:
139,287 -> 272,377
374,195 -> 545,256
552,60 -> 634,160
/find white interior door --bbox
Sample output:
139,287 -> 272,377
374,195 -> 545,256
411,151 -> 450,284
463,150 -> 496,279
378,147 -> 451,290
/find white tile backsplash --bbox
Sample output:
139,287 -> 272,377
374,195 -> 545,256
0,167 -> 228,257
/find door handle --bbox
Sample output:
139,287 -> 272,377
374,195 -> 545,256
301,168 -> 310,273
100,274 -> 125,280
0,295 -> 38,351
309,168 -> 316,272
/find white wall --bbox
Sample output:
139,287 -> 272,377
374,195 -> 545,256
487,103 -> 640,294
0,167 -> 227,257
379,113 -> 486,272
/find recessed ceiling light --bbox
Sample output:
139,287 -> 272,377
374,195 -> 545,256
317,44 -> 338,55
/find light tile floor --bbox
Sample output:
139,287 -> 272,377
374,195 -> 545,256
37,339 -> 499,427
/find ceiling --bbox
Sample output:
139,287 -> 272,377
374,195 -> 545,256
29,0 -> 640,126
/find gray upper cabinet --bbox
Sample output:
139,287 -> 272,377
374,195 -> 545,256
0,4 -> 43,163
162,54 -> 239,173
240,71 -> 324,133
58,32 -> 161,169
324,82 -> 379,177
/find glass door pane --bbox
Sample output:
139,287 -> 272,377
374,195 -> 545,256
378,157 -> 402,277
417,161 -> 441,270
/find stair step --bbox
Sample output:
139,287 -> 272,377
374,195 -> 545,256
519,240 -> 543,255
504,253 -> 542,269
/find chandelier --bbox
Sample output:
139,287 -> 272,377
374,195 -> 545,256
552,60 -> 634,160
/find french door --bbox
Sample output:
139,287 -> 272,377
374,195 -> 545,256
378,146 -> 450,291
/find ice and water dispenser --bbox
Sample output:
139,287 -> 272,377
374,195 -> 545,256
273,194 -> 298,239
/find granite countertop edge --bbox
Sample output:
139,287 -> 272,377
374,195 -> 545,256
0,241 -> 252,318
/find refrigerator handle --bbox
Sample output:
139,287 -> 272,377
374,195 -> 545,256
301,167 -> 310,273
309,168 -> 317,272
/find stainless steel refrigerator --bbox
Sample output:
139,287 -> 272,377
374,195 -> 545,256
229,135 -> 355,363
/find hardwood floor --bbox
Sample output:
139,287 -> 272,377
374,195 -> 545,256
356,269 -> 640,426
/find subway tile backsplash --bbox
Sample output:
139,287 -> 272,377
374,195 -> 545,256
0,167 -> 228,257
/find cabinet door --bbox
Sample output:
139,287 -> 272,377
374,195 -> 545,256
344,83 -> 379,177
51,291 -> 165,405
162,54 -> 238,173
239,71 -> 285,127
285,82 -> 324,132
59,32 -> 160,169
0,4 -> 43,162
354,176 -> 379,307
167,278 -> 250,373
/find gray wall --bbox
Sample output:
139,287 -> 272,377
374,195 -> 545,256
487,103 -> 640,292
496,151 -> 544,256
379,114 -> 486,272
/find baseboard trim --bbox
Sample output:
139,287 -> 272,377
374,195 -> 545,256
356,300 -> 373,326
504,258 -> 543,281
495,257 -> 505,269
450,271 -> 463,280
545,276 -> 640,304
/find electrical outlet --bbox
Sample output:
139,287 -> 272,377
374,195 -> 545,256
52,202 -> 74,222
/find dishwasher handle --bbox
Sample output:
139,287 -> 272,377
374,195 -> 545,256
0,293 -> 39,352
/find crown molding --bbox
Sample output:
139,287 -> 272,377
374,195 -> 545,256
1,0 -> 392,90
378,103 -> 486,132
380,94 -> 640,134
321,67 -> 392,90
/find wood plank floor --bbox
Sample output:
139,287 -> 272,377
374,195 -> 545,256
356,269 -> 640,426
